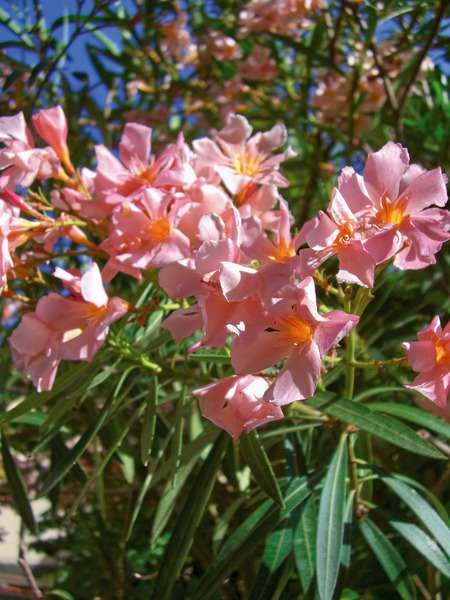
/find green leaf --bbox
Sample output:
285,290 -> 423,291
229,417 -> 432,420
189,352 -> 231,363
1,432 -> 37,534
0,362 -> 100,426
306,394 -> 445,459
390,521 -> 450,579
369,402 -> 450,439
240,430 -> 285,507
316,434 -> 348,600
37,393 -> 115,498
140,376 -> 158,466
380,474 -> 450,555
150,451 -> 199,546
293,494 -> 317,595
359,517 -> 416,600
192,473 -> 322,600
170,385 -> 187,486
248,519 -> 294,600
150,432 -> 229,600
340,490 -> 355,570
67,404 -> 146,520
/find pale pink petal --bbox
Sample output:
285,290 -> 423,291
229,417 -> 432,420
336,242 -> 374,287
364,228 -> 403,264
231,329 -> 289,374
306,211 -> 339,249
264,343 -> 322,405
363,142 -> 409,205
219,262 -> 261,301
257,123 -> 287,153
161,305 -> 203,342
0,112 -> 33,146
399,167 -> 448,214
405,368 -> 449,408
119,123 -> 151,170
216,114 -> 253,146
158,258 -> 202,299
80,263 -> 109,307
402,340 -> 437,372
314,309 -> 359,357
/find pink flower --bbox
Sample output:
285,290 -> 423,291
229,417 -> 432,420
0,112 -> 60,189
403,316 -> 450,407
100,188 -> 191,281
32,106 -> 72,170
193,375 -> 284,440
0,211 -> 14,293
230,277 -> 359,405
95,123 -> 195,202
192,114 -> 296,196
340,142 -> 449,269
299,187 -> 375,287
8,263 -> 128,391
8,313 -> 62,392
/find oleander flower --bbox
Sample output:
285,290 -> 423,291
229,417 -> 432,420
193,114 -> 296,196
193,375 -> 283,440
230,277 -> 359,405
403,316 -> 450,407
9,263 -> 128,391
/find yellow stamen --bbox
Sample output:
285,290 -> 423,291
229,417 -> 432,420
435,340 -> 450,365
377,196 -> 405,227
147,218 -> 171,243
275,315 -> 312,346
333,222 -> 354,249
234,152 -> 262,177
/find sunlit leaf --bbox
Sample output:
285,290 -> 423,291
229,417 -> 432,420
307,394 -> 445,459
316,434 -> 348,600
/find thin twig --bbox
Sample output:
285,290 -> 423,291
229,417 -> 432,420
18,525 -> 43,600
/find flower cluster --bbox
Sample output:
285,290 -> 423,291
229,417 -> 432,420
1,106 -> 449,439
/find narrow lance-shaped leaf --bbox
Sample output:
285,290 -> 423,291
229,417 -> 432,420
151,450 -> 200,546
240,429 -> 285,507
369,402 -> 450,439
249,516 -> 295,600
37,393 -> 115,498
359,517 -> 416,600
150,431 -> 229,600
379,473 -> 450,556
170,385 -> 186,486
1,432 -> 37,534
0,362 -> 100,426
192,473 -> 323,600
306,394 -> 445,460
340,489 -> 355,570
140,376 -> 158,466
316,433 -> 348,600
293,493 -> 317,596
390,521 -> 450,579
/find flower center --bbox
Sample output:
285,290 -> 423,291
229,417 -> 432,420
234,152 -> 262,177
435,340 -> 450,365
333,221 -> 355,249
275,315 -> 312,346
377,196 -> 405,227
147,218 -> 171,243
62,303 -> 108,342
267,240 -> 296,263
